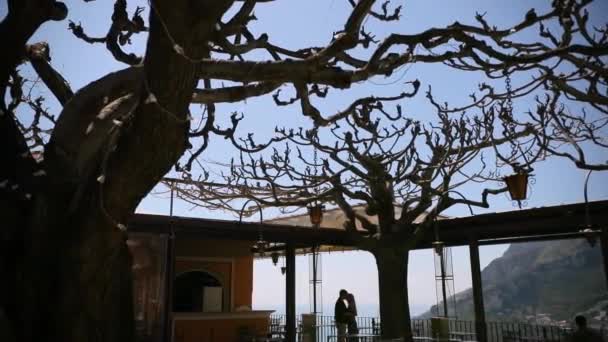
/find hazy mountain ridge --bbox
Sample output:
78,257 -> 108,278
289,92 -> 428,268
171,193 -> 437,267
417,239 -> 608,327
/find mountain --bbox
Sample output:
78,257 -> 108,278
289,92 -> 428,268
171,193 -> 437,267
417,239 -> 608,327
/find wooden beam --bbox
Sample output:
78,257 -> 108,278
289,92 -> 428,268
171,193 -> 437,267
475,231 -> 601,246
469,239 -> 486,342
129,213 -> 357,246
431,201 -> 608,248
286,243 -> 296,342
128,200 -> 608,250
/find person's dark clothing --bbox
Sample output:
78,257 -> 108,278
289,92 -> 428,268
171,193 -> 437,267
334,299 -> 349,324
346,293 -> 358,335
347,319 -> 359,335
571,328 -> 604,342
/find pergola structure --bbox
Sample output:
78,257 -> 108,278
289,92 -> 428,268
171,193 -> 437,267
130,200 -> 608,342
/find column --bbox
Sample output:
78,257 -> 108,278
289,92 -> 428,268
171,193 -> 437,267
469,239 -> 486,342
601,227 -> 608,290
163,232 -> 175,342
286,243 -> 296,342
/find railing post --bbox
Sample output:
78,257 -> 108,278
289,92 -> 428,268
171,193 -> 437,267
469,238 -> 487,342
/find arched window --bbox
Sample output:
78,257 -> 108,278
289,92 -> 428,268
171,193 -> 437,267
173,270 -> 224,312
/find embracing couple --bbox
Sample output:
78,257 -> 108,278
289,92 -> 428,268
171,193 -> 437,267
334,289 -> 358,341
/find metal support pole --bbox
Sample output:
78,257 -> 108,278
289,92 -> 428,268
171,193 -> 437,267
439,251 -> 449,317
469,239 -> 486,342
163,184 -> 176,342
312,247 -> 317,314
286,242 -> 296,342
582,171 -> 608,291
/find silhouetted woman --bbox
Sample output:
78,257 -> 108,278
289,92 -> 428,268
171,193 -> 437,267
346,292 -> 359,336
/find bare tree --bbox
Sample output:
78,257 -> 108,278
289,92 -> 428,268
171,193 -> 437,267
1,0 -> 606,341
172,89 -> 540,338
527,89 -> 608,171
428,0 -> 608,171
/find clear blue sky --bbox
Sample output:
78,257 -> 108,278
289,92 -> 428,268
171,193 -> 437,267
3,0 -> 607,318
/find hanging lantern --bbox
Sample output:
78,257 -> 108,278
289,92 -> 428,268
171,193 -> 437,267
271,252 -> 280,265
280,255 -> 287,275
308,204 -> 325,226
504,172 -> 529,206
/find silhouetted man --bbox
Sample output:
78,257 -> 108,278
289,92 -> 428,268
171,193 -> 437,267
571,315 -> 604,342
334,289 -> 350,341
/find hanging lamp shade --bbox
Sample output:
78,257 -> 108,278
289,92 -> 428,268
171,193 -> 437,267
308,204 -> 325,226
504,172 -> 529,201
271,252 -> 280,265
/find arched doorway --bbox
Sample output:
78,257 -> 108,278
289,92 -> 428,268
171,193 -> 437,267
173,270 -> 224,312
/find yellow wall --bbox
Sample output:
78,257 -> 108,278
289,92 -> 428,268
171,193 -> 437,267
175,259 -> 232,310
233,255 -> 253,308
174,316 -> 269,342
175,238 -> 253,311
173,238 -> 264,341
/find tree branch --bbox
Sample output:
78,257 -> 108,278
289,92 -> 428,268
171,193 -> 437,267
26,42 -> 74,106
192,81 -> 280,104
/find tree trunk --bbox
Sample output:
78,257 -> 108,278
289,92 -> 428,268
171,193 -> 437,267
374,246 -> 413,341
1,2 -> 67,341
18,192 -> 137,342
4,1 -> 234,341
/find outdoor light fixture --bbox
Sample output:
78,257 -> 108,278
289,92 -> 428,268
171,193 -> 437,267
581,171 -> 598,248
582,228 -> 598,248
431,211 -> 444,255
308,204 -> 325,226
432,241 -> 444,255
271,252 -> 280,265
280,256 -> 287,275
504,171 -> 529,208
254,232 -> 269,256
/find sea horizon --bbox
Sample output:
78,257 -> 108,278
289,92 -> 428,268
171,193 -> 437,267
253,302 -> 430,318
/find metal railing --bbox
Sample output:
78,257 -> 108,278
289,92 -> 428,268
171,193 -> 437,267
269,315 -> 570,342
486,321 -> 567,342
411,319 -> 567,341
